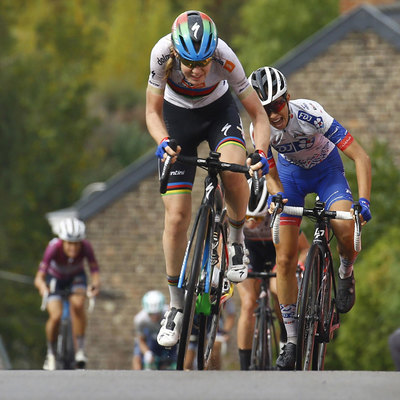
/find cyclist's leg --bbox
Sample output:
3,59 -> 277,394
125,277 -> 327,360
207,92 -> 249,283
219,144 -> 249,283
70,273 -> 88,365
43,277 -> 64,370
320,157 -> 357,313
157,193 -> 192,346
237,277 -> 260,370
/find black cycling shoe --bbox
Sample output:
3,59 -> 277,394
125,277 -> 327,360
336,272 -> 356,313
276,342 -> 296,370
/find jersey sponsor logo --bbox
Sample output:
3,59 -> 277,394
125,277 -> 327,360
221,123 -> 231,136
298,111 -> 325,129
297,137 -> 315,150
274,137 -> 315,154
157,53 -> 170,66
191,22 -> 200,39
223,60 -> 235,72
170,170 -> 185,176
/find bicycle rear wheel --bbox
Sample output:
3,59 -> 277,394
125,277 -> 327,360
177,206 -> 211,370
316,249 -> 334,370
296,244 -> 322,370
198,211 -> 229,370
250,298 -> 267,370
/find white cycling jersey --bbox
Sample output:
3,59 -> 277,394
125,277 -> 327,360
250,99 -> 353,169
148,34 -> 250,109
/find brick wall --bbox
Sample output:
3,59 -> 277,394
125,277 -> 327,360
288,31 -> 400,161
84,30 -> 400,370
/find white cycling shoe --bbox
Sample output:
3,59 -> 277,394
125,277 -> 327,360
226,242 -> 249,283
157,307 -> 183,347
43,353 -> 56,371
75,349 -> 88,369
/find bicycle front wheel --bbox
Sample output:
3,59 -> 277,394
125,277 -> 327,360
176,206 -> 211,370
296,244 -> 322,370
198,211 -> 229,370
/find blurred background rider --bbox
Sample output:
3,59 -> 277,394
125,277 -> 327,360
34,217 -> 100,370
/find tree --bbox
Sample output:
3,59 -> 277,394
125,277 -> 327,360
233,0 -> 339,71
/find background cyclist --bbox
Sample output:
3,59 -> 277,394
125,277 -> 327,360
34,217 -> 100,370
146,10 -> 281,348
132,290 -> 177,370
248,66 -> 372,370
237,177 -> 310,370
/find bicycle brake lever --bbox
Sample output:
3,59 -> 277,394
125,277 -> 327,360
159,139 -> 177,194
250,153 -> 261,196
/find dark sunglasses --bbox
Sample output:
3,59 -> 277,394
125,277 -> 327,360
178,55 -> 213,69
265,98 -> 287,116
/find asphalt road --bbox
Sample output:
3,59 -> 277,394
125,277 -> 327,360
0,370 -> 399,400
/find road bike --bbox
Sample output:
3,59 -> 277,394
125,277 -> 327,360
272,198 -> 361,370
41,285 -> 95,370
160,142 -> 248,370
247,262 -> 279,370
248,262 -> 304,370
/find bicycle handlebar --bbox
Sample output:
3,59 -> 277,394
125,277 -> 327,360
177,154 -> 249,174
159,142 -> 249,194
272,203 -> 362,251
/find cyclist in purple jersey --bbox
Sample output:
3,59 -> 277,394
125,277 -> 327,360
34,217 -> 100,370
248,66 -> 371,369
146,10 -> 282,348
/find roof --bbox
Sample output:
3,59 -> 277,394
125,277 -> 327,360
275,4 -> 400,75
47,4 -> 400,226
46,150 -> 157,230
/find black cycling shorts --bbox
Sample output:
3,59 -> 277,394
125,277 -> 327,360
159,90 -> 246,194
245,240 -> 276,273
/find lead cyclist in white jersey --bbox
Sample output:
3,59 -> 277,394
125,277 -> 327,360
248,66 -> 372,370
146,10 -> 282,348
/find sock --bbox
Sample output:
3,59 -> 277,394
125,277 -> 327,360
339,255 -> 356,279
238,349 -> 252,370
228,217 -> 245,243
280,303 -> 297,345
76,335 -> 85,352
167,275 -> 184,310
47,341 -> 56,355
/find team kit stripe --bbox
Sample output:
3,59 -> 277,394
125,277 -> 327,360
167,78 -> 219,97
216,136 -> 246,151
162,181 -> 193,196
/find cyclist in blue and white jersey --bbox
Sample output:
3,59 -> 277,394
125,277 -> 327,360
132,291 -> 177,370
146,10 -> 282,348
248,66 -> 372,370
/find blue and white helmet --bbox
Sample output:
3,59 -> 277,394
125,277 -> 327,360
249,67 -> 287,105
142,290 -> 165,314
171,10 -> 218,61
57,217 -> 86,242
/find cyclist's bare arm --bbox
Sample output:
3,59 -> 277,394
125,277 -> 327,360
265,162 -> 284,195
34,270 -> 48,297
341,140 -> 371,224
146,86 -> 181,161
88,269 -> 100,297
